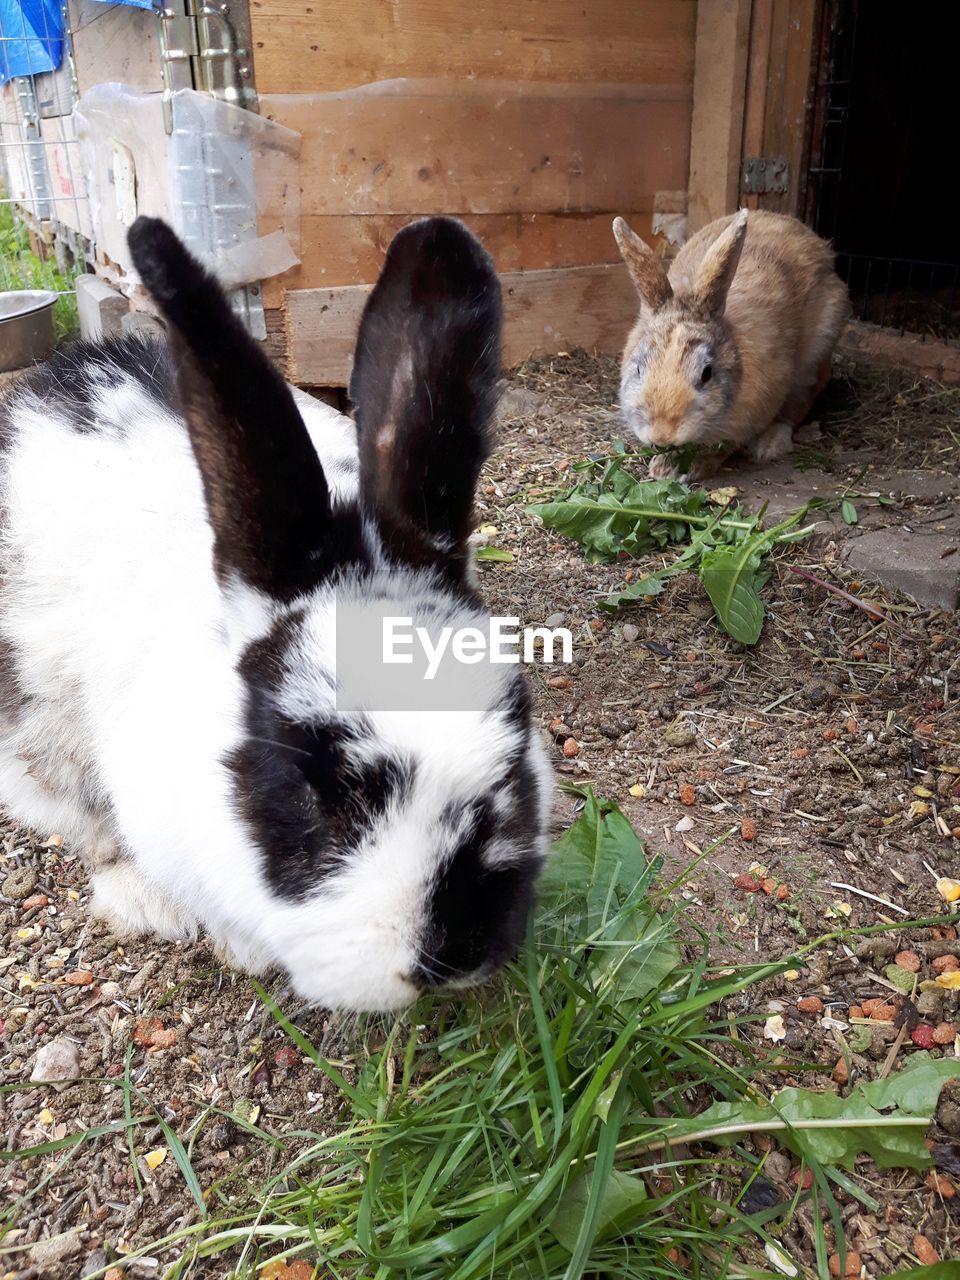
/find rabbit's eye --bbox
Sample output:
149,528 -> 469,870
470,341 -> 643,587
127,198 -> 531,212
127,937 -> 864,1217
700,364 -> 713,387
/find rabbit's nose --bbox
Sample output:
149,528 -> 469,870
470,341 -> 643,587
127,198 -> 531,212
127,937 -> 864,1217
646,421 -> 678,446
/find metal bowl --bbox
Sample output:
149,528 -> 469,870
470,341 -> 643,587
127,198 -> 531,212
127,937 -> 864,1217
0,290 -> 59,372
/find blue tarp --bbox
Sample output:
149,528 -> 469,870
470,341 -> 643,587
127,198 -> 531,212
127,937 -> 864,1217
0,0 -> 63,84
0,0 -> 157,85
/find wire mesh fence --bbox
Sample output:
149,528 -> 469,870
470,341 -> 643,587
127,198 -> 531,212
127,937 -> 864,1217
836,253 -> 960,349
1,0 -> 91,340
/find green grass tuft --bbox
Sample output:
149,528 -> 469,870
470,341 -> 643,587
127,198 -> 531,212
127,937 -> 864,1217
122,790 -> 802,1279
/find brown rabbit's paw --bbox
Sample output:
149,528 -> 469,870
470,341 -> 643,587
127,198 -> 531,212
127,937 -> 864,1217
683,453 -> 725,483
647,453 -> 683,481
748,422 -> 794,466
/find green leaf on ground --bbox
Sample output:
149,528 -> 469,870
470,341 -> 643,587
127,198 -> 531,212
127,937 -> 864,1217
680,1054 -> 960,1171
529,457 -> 811,644
551,1168 -> 648,1253
841,499 -> 859,525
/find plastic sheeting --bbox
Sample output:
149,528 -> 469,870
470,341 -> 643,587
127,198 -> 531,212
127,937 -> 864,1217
75,84 -> 301,288
0,0 -> 63,84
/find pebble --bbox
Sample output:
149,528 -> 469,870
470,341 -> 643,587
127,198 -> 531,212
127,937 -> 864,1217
917,991 -> 944,1019
868,1003 -> 898,1023
662,719 -> 697,747
622,624 -> 639,642
543,612 -> 566,628
81,1250 -> 111,1279
28,1229 -> 82,1268
867,1026 -> 899,1059
763,1150 -> 791,1183
894,950 -> 921,972
913,1234 -> 939,1265
855,936 -> 901,962
797,996 -> 823,1014
940,1099 -> 960,1136
127,958 -> 158,996
30,1037 -> 81,1084
562,738 -> 579,759
208,1119 -> 236,1151
828,1250 -> 861,1277
2,866 -> 39,900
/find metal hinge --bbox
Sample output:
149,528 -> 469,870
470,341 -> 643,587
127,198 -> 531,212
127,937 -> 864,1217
159,1 -> 258,133
157,0 -> 265,339
741,156 -> 789,195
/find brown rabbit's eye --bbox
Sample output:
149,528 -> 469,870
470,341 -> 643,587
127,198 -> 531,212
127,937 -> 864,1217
700,364 -> 713,386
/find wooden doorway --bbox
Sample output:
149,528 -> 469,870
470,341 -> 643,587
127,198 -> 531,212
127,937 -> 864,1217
687,0 -> 823,231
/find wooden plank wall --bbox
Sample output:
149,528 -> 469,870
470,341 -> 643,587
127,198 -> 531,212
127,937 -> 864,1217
251,0 -> 697,381
250,1 -> 696,96
68,0 -> 164,98
286,262 -> 638,384
39,114 -> 94,240
687,0 -> 752,231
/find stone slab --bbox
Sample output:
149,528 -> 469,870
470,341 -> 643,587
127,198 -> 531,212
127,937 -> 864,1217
76,273 -> 129,342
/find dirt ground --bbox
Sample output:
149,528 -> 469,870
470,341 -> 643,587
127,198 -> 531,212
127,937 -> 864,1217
1,352 -> 959,1277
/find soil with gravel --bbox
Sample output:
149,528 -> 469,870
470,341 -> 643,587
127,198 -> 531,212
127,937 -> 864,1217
1,352 -> 959,1277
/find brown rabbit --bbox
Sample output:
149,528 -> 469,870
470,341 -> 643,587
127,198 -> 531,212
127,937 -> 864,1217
613,209 -> 849,480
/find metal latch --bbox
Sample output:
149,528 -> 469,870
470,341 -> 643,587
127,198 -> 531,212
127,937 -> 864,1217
741,156 -> 789,195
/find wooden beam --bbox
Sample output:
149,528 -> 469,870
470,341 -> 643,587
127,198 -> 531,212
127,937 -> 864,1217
839,322 -> 960,387
262,210 -> 657,304
262,84 -> 690,218
250,0 -> 696,96
284,263 -> 637,385
687,0 -> 752,230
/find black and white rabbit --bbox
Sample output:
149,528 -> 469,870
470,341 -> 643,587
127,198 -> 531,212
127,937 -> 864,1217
0,215 -> 551,1011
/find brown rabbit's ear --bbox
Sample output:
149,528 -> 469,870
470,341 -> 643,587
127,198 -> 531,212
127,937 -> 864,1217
613,217 -> 672,311
693,209 -> 749,316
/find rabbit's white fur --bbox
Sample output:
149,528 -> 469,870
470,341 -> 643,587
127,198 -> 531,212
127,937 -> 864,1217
0,366 -> 548,1010
1,217 -> 550,1011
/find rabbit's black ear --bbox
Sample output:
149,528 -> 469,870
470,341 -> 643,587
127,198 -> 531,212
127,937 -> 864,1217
349,217 -> 501,556
127,217 -> 332,602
